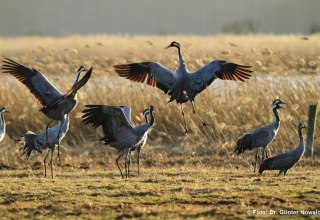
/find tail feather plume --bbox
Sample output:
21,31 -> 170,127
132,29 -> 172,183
19,131 -> 40,158
233,133 -> 252,155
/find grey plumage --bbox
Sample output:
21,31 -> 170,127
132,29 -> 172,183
20,115 -> 70,178
0,108 -> 10,143
2,58 -> 92,162
233,99 -> 285,172
82,105 -> 155,178
114,41 -> 253,133
259,123 -> 307,176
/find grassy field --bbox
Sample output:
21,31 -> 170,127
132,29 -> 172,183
0,35 -> 320,219
0,164 -> 320,219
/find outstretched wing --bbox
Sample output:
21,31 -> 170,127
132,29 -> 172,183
82,105 -> 134,142
187,60 -> 252,100
65,67 -> 93,97
114,61 -> 176,94
2,58 -> 64,107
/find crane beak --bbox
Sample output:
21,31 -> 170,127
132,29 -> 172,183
79,67 -> 87,73
278,103 -> 286,109
164,45 -> 171,49
5,110 -> 10,113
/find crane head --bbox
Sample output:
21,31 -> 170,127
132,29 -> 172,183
143,106 -> 156,123
164,41 -> 181,49
77,66 -> 87,73
272,99 -> 286,109
0,108 -> 10,114
143,106 -> 155,117
74,66 -> 88,84
298,123 -> 307,130
149,105 -> 155,112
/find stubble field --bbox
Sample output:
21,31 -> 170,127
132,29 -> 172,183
0,35 -> 320,219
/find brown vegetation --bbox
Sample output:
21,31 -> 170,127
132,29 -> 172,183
0,35 -> 320,166
0,34 -> 320,219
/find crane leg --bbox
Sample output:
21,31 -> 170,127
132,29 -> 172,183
261,146 -> 269,162
190,101 -> 210,127
56,121 -> 65,166
253,148 -> 260,173
261,147 -> 265,162
45,120 -> 54,145
277,170 -> 284,177
116,154 -> 124,179
180,104 -> 189,134
265,147 -> 269,159
55,115 -> 69,166
137,150 -> 141,176
124,148 -> 130,178
44,150 -> 50,177
57,142 -> 61,166
127,151 -> 131,178
283,170 -> 288,176
50,149 -> 54,179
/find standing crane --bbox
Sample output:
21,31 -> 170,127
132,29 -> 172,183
233,99 -> 286,172
114,41 -> 252,133
0,108 -> 10,144
20,114 -> 69,178
82,105 -> 155,178
259,123 -> 307,176
2,58 -> 92,162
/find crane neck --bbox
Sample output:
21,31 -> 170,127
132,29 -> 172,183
298,128 -> 304,140
175,46 -> 185,65
149,110 -> 155,126
297,127 -> 305,153
0,113 -> 5,132
272,106 -> 280,122
60,115 -> 70,132
143,110 -> 150,124
73,70 -> 82,87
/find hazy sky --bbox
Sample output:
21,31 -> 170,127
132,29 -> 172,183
0,0 -> 319,36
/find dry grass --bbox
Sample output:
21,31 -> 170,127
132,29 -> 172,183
0,35 -> 320,164
0,165 -> 319,219
0,34 -> 320,218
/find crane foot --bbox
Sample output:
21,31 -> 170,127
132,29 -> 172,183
56,156 -> 62,167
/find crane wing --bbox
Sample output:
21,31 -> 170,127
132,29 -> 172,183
187,60 -> 252,100
82,105 -> 135,141
114,61 -> 176,94
2,58 -> 64,107
262,153 -> 296,170
65,67 -> 93,97
119,106 -> 134,127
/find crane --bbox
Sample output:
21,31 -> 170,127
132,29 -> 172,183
0,108 -> 10,144
114,41 -> 252,133
233,99 -> 285,172
2,58 -> 92,162
259,123 -> 307,176
82,105 -> 155,178
20,114 -> 69,178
